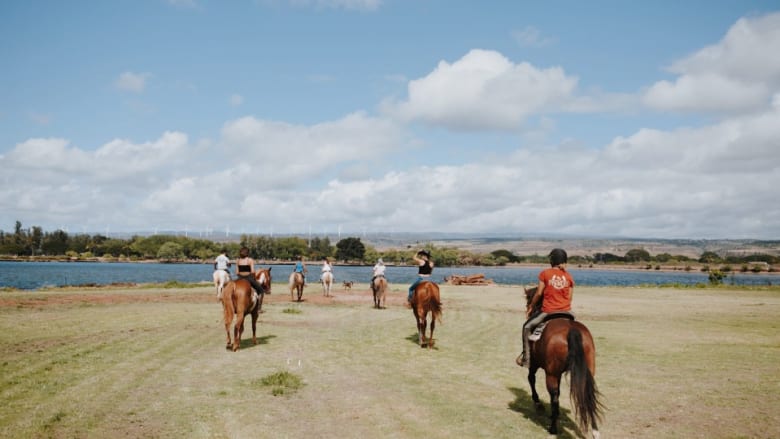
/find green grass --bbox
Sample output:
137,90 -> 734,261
1,284 -> 779,438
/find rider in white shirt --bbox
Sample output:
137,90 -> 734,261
320,257 -> 332,282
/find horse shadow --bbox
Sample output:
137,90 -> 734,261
235,334 -> 277,350
507,386 -> 580,439
405,332 -> 439,350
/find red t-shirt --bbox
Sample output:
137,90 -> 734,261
538,267 -> 574,313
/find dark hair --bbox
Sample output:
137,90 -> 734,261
417,250 -> 431,258
239,247 -> 250,258
221,248 -> 228,254
549,248 -> 568,266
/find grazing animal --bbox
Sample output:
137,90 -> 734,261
219,268 -> 271,352
321,271 -> 334,297
522,286 -> 603,437
410,280 -> 442,348
372,275 -> 388,309
342,281 -> 354,291
212,269 -> 230,300
289,271 -> 305,302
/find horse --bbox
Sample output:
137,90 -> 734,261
372,275 -> 388,309
410,281 -> 442,348
289,271 -> 305,302
522,286 -> 603,437
321,271 -> 334,297
220,268 -> 271,352
212,269 -> 230,300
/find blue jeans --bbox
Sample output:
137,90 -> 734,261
408,276 -> 429,301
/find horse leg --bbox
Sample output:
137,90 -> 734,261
251,309 -> 258,346
233,313 -> 244,352
420,316 -> 428,348
428,314 -> 435,349
546,374 -> 561,435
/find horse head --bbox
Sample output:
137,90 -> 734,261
255,267 -> 272,294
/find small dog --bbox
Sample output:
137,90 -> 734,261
342,281 -> 354,291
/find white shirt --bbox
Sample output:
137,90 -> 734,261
322,262 -> 332,272
215,254 -> 230,270
373,263 -> 385,276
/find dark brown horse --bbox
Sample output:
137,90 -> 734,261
220,268 -> 272,352
411,281 -> 442,348
372,275 -> 388,309
522,286 -> 603,437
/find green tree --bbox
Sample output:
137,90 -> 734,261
336,237 -> 365,262
625,248 -> 651,262
157,242 -> 185,261
699,251 -> 721,264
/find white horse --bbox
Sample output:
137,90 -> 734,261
213,270 -> 231,300
321,271 -> 334,297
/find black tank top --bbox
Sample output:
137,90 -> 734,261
418,261 -> 432,275
238,264 -> 251,274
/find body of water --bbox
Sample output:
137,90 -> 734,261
0,261 -> 776,290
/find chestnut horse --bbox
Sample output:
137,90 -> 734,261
522,286 -> 603,437
410,281 -> 441,348
289,272 -> 305,302
220,268 -> 272,352
372,275 -> 388,309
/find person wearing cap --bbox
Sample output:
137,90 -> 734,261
371,258 -> 386,293
517,248 -> 575,368
408,250 -> 434,302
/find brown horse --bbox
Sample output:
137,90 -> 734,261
220,268 -> 272,352
289,271 -> 305,302
522,286 -> 603,437
372,275 -> 388,309
410,281 -> 442,348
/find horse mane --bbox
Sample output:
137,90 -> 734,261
524,285 -> 543,318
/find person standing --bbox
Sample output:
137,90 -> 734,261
517,248 -> 575,368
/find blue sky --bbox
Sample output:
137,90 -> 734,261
1,0 -> 779,239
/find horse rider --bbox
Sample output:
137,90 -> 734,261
235,247 -> 265,301
518,248 -> 575,368
408,250 -> 434,303
320,257 -> 332,282
214,248 -> 231,274
293,256 -> 307,286
371,258 -> 386,292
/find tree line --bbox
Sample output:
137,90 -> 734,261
1,221 -> 777,269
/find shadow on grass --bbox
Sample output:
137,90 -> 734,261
404,332 -> 439,350
507,386 -> 580,439
236,334 -> 277,350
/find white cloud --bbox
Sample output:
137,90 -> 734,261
229,94 -> 244,106
511,26 -> 555,48
115,71 -> 151,93
382,49 -> 579,130
643,12 -> 780,113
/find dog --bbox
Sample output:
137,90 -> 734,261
342,281 -> 354,291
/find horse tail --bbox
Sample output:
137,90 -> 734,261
428,283 -> 442,324
566,327 -> 603,433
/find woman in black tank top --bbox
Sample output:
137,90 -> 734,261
408,250 -> 434,302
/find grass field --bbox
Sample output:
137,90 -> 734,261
1,282 -> 779,438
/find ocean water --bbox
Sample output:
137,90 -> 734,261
0,261 -> 775,290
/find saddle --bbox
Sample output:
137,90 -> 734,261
528,312 -> 575,341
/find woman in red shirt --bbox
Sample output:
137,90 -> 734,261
518,248 -> 574,367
